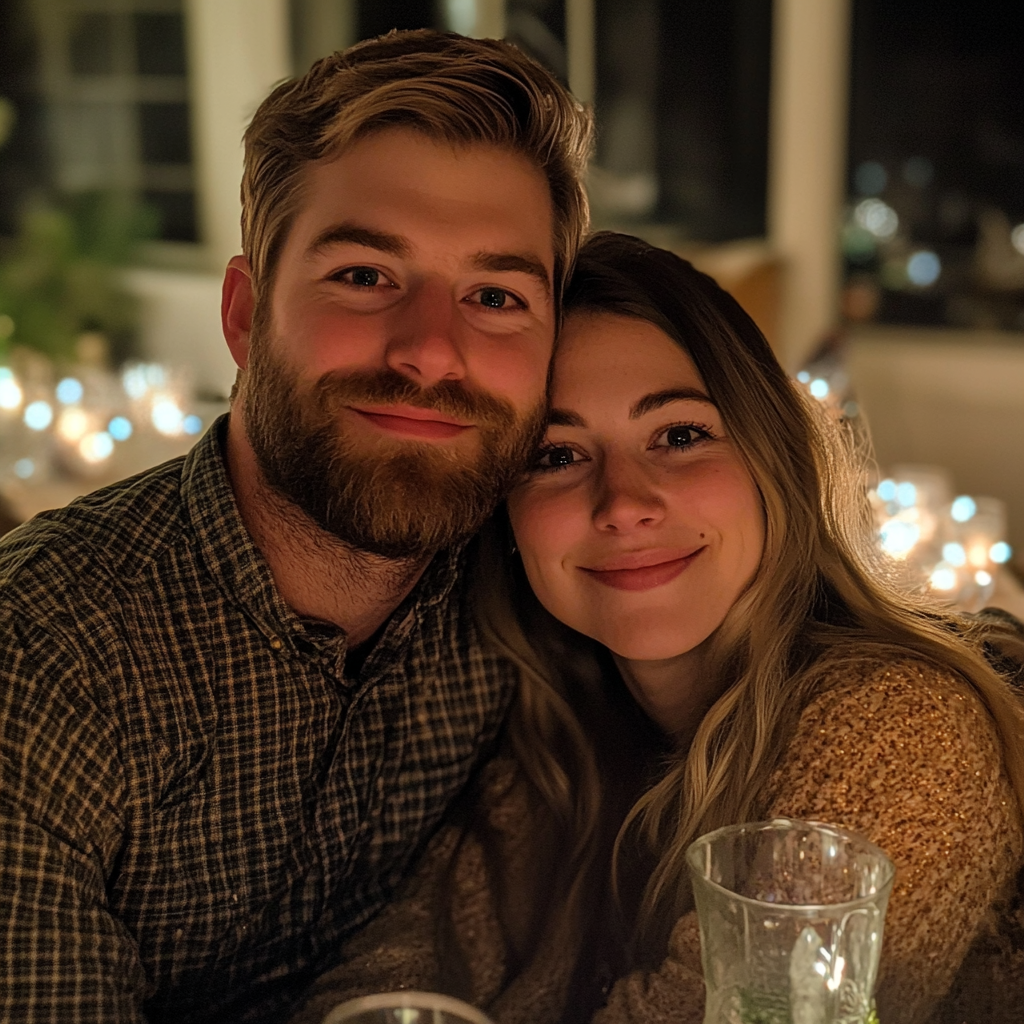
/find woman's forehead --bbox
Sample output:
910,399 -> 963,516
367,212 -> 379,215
552,311 -> 704,404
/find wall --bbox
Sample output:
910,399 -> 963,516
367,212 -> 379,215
847,326 -> 1024,571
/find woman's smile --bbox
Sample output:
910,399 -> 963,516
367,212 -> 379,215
578,546 -> 706,591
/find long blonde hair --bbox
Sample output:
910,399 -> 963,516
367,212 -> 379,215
471,231 -> 1024,957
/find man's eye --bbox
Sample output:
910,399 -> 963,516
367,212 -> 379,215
533,445 -> 581,471
470,287 -> 523,310
657,425 -> 712,448
336,267 -> 387,288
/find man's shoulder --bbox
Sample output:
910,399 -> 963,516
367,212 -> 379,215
0,454 -> 190,604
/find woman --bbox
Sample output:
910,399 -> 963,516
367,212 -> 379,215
290,233 -> 1024,1024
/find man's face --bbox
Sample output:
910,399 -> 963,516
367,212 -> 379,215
229,128 -> 557,559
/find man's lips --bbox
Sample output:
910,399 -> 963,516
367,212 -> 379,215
579,547 -> 706,592
348,404 -> 472,440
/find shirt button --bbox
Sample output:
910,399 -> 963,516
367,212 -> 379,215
269,636 -> 284,650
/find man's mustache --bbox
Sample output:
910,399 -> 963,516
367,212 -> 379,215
311,367 -> 519,428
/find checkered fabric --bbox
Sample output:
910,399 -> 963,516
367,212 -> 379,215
0,416 -> 515,1023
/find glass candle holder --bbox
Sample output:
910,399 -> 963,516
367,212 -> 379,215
321,991 -> 495,1024
687,819 -> 895,1024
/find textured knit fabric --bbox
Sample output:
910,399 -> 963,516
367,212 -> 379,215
288,659 -> 1024,1024
0,416 -> 516,1024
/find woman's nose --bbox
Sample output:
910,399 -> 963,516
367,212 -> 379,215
591,457 -> 665,532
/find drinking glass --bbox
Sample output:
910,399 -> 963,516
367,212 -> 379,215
320,991 -> 495,1024
686,819 -> 895,1024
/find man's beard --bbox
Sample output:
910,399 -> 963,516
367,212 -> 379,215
241,327 -> 545,561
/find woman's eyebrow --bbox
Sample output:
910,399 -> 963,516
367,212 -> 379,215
547,408 -> 587,428
630,388 -> 714,420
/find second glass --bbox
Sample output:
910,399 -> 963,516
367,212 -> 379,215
686,818 -> 895,1024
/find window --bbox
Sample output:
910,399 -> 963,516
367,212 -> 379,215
844,0 -> 1024,332
10,0 -> 197,243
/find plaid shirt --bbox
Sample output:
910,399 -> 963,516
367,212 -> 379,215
0,417 -> 515,1023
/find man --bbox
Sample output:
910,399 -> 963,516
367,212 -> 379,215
0,31 -> 591,1023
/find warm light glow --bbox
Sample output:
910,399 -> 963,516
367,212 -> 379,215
975,570 -> 993,587
967,544 -> 990,569
151,398 -> 185,436
880,518 -> 920,558
0,369 -> 23,410
78,431 -> 114,464
930,564 -> 957,591
57,407 -> 91,443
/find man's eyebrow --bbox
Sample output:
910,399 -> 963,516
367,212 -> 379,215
306,223 -> 413,260
471,252 -> 551,294
630,388 -> 714,419
547,408 -> 587,428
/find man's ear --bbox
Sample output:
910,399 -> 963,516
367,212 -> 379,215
222,255 -> 256,370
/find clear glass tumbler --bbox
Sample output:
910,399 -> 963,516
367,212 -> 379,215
686,818 -> 895,1024
320,991 -> 495,1024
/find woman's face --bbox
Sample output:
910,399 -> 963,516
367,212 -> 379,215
508,312 -> 765,662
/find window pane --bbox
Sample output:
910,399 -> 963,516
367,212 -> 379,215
845,0 -> 1024,331
134,13 -> 187,76
69,12 -> 115,75
357,0 -> 435,39
592,0 -> 772,241
139,102 -> 192,165
143,189 -> 197,242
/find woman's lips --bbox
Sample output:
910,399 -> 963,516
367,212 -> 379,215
349,404 -> 471,440
579,548 -> 706,592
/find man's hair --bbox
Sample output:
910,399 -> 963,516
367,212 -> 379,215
242,29 -> 593,309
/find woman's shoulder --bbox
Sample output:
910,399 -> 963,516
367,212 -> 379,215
787,653 -> 1002,765
768,653 -> 1013,823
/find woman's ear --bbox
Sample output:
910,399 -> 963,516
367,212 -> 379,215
222,255 -> 255,371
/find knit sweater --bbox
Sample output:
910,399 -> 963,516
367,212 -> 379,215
289,659 -> 1024,1024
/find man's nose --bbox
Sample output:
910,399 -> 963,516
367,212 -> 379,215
592,455 -> 666,532
384,279 -> 467,387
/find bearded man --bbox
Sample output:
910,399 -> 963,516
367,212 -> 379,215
0,31 -> 591,1024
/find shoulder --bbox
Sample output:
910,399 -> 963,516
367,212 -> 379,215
0,456 -> 189,609
779,655 -> 1004,781
766,654 -> 1021,906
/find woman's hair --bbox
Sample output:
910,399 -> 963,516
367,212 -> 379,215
242,29 -> 593,315
472,230 -> 1024,957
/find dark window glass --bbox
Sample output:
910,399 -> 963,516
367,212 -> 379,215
143,189 -> 197,242
592,0 -> 772,241
506,0 -> 566,81
134,13 -> 187,76
845,0 -> 1024,331
139,102 -> 192,164
69,12 -> 115,75
357,0 -> 434,39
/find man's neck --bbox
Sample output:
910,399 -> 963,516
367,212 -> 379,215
224,414 -> 430,646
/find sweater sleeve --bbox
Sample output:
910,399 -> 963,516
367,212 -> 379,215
596,660 -> 1022,1024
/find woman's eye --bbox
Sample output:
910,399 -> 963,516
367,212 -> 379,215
469,287 -> 524,310
656,424 -> 712,449
533,445 -> 582,471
